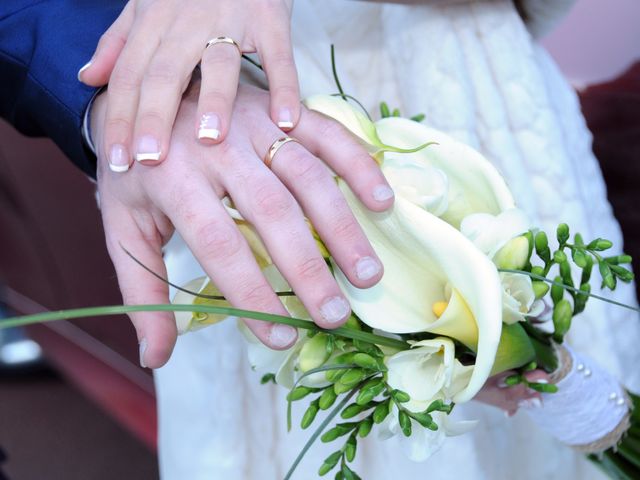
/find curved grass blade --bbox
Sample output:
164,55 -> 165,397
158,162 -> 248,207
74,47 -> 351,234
286,364 -> 358,431
0,304 -> 410,351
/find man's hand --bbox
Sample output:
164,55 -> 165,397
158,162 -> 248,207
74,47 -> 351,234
91,84 -> 395,368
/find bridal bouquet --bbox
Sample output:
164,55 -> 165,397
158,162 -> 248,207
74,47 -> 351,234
171,95 -> 639,479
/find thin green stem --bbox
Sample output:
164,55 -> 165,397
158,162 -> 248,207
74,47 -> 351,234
330,93 -> 372,121
0,304 -> 410,351
284,385 -> 360,480
499,269 -> 640,313
330,44 -> 347,101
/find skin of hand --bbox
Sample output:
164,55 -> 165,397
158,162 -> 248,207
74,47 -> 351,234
90,81 -> 395,369
474,369 -> 551,416
79,0 -> 299,172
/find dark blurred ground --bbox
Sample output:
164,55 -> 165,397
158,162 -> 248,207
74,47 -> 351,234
0,368 -> 158,480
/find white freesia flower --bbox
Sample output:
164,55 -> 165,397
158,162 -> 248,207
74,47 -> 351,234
386,338 -> 472,411
333,183 -> 503,402
379,406 -> 478,462
382,338 -> 477,461
501,273 -> 545,324
460,208 -> 531,258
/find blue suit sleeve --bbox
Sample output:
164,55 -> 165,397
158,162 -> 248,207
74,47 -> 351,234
0,0 -> 127,177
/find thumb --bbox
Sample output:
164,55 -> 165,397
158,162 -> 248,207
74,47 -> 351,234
78,2 -> 135,86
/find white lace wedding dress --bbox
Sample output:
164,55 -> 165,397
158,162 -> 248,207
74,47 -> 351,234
155,1 -> 640,478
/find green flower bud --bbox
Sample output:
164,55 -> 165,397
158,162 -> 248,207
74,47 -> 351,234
535,232 -> 549,254
398,410 -> 412,436
352,353 -> 379,370
550,276 -> 564,304
319,387 -> 338,410
391,389 -> 411,403
340,368 -> 367,387
318,451 -> 342,476
610,264 -> 635,283
409,411 -> 434,428
358,417 -> 373,437
301,401 -> 319,429
373,401 -> 390,424
588,238 -> 613,251
356,378 -> 385,406
345,435 -> 357,462
494,236 -> 530,270
380,102 -> 390,118
556,224 -> 570,245
341,403 -> 365,419
532,281 -> 550,300
299,333 -> 331,372
287,386 -> 313,402
552,299 -> 573,341
599,262 -> 616,290
553,250 -> 567,264
531,266 -> 545,277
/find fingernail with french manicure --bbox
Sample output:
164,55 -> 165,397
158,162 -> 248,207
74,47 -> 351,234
320,296 -> 350,324
356,256 -> 381,281
277,108 -> 293,130
139,338 -> 148,368
136,135 -> 161,162
269,324 -> 297,348
198,113 -> 220,141
108,144 -> 130,173
77,60 -> 92,81
373,185 -> 394,202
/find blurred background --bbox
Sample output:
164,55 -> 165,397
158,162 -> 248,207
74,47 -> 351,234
0,1 -> 638,479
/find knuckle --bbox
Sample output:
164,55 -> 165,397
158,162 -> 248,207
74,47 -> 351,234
251,185 -> 295,221
98,30 -> 124,51
144,60 -> 182,87
316,118 -> 345,140
237,282 -> 276,310
105,116 -> 132,138
110,62 -> 143,93
331,211 -> 361,242
288,153 -> 325,186
272,84 -> 299,102
206,46 -> 240,66
295,256 -> 327,281
137,108 -> 167,128
200,90 -> 231,112
196,220 -> 243,260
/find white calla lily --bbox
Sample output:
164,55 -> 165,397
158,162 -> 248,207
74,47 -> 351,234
334,184 -> 503,402
375,117 -> 515,228
460,208 -> 531,258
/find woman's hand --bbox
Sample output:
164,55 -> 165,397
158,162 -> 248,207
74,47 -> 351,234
80,0 -> 299,172
474,369 -> 550,416
91,83 -> 395,368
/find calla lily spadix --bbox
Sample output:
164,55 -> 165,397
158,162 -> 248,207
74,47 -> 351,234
333,184 -> 504,403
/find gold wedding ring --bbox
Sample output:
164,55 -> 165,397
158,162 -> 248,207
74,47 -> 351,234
264,137 -> 300,168
204,36 -> 242,55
